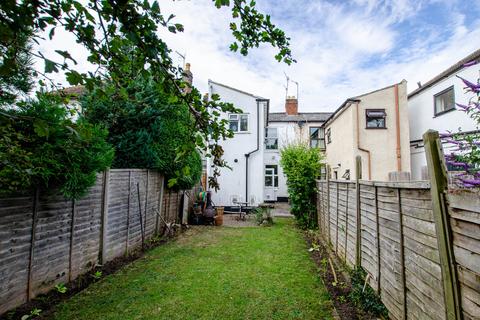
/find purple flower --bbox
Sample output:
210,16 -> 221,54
459,178 -> 480,186
456,103 -> 471,112
463,60 -> 479,67
457,76 -> 480,92
440,132 -> 453,138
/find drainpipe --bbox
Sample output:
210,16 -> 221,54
355,101 -> 372,180
394,84 -> 402,171
245,99 -> 267,203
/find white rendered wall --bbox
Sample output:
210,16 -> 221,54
207,82 -> 266,206
408,66 -> 479,180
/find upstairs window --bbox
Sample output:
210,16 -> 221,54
326,128 -> 332,144
229,114 -> 249,132
265,128 -> 278,150
366,109 -> 386,128
434,86 -> 455,116
310,127 -> 325,149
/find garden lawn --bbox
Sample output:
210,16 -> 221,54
53,218 -> 333,320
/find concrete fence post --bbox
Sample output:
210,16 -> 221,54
423,130 -> 461,320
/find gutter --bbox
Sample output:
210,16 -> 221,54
355,101 -> 372,180
245,99 -> 268,203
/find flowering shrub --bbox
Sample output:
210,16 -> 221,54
442,62 -> 480,187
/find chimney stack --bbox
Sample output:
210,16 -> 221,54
183,63 -> 193,94
285,96 -> 298,115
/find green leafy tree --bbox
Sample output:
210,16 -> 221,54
0,0 -> 294,190
280,143 -> 323,229
82,76 -> 203,190
0,93 -> 114,199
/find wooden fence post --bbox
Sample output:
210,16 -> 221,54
27,188 -> 39,301
398,189 -> 407,320
423,130 -> 461,320
345,184 -> 349,262
375,185 -> 381,293
156,176 -> 165,234
125,171 -> 132,255
326,165 -> 331,244
68,199 -> 76,282
335,181 -> 339,254
355,155 -> 362,267
99,169 -> 110,265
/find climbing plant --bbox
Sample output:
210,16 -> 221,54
280,143 -> 323,229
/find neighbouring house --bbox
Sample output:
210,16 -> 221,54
206,80 -> 269,207
408,49 -> 480,180
265,97 -> 330,201
322,80 -> 411,181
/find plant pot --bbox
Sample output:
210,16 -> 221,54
214,215 -> 223,226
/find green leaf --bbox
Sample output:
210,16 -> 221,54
44,59 -> 58,73
33,119 -> 49,138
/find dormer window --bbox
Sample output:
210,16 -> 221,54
229,114 -> 248,132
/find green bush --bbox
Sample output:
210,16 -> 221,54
280,143 -> 323,229
0,93 -> 114,199
82,77 -> 202,190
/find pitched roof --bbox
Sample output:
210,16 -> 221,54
268,112 -> 331,123
408,48 -> 480,99
58,85 -> 86,96
208,80 -> 265,99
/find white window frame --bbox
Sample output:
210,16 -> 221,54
264,165 -> 279,187
265,127 -> 278,150
229,114 -> 249,133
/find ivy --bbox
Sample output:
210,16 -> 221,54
280,143 -> 323,229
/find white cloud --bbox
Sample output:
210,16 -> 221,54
33,0 -> 480,114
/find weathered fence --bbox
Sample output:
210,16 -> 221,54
0,169 -> 192,315
317,131 -> 480,320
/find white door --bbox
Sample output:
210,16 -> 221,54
264,165 -> 278,202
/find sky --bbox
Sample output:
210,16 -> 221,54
38,0 -> 480,113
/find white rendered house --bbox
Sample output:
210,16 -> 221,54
206,80 -> 269,207
265,97 -> 330,201
408,49 -> 480,180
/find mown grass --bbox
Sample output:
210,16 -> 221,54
52,218 -> 333,320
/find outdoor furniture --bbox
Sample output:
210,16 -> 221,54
235,201 -> 249,221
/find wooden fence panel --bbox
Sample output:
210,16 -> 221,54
105,170 -> 131,261
447,191 -> 480,320
0,195 -> 33,315
70,174 -> 104,279
31,192 -> 72,297
0,170 -> 177,316
316,179 -> 455,320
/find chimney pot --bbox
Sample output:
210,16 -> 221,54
285,97 -> 298,115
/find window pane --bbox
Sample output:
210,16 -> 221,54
266,128 -> 277,138
274,176 -> 278,187
229,120 -> 239,132
310,127 -> 319,138
310,139 -> 318,148
435,88 -> 455,114
366,117 -> 385,128
265,176 -> 272,187
266,138 -> 278,150
240,115 -> 248,131
319,139 -> 325,149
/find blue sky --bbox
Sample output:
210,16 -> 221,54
40,0 -> 480,112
